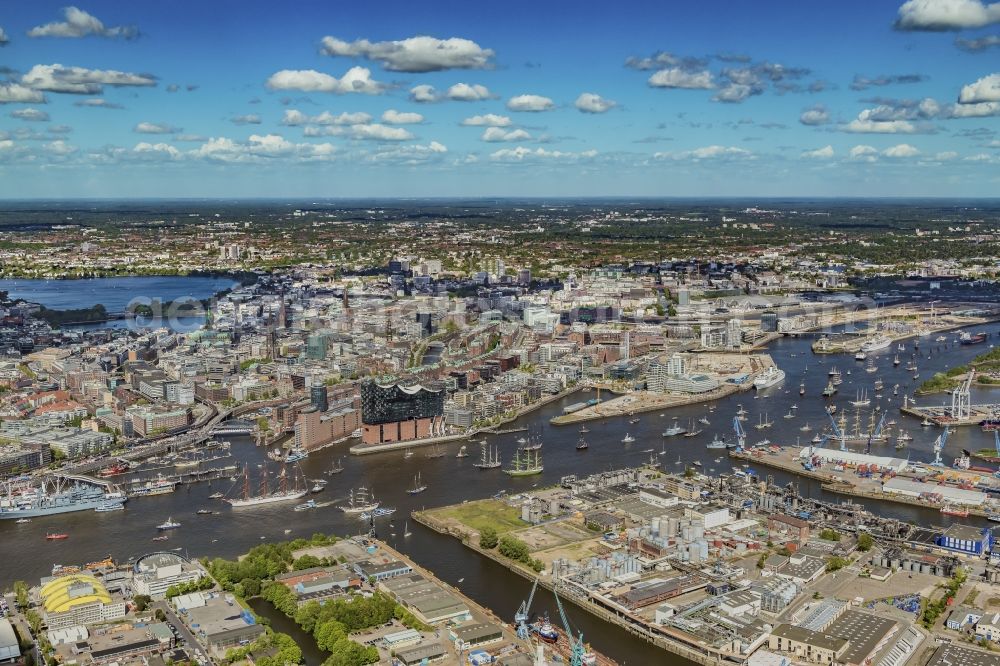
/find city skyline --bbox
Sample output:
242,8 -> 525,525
0,0 -> 998,198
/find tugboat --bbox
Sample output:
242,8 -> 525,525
532,617 -> 560,644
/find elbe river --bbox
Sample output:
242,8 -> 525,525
2,278 -> 998,664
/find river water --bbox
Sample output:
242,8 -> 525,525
3,323 -> 1000,665
0,276 -> 239,311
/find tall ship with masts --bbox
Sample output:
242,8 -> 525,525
504,447 -> 543,476
473,441 -> 501,469
340,487 -> 379,513
226,464 -> 307,507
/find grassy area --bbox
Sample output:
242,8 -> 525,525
435,500 -> 525,534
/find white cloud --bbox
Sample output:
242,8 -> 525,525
506,94 -> 555,112
446,83 -> 493,101
22,64 -> 156,94
45,139 -> 77,155
0,83 -> 45,104
842,109 -> 919,133
964,152 -> 995,161
265,67 -> 385,95
934,151 -> 959,160
134,122 -> 179,134
10,108 -> 49,122
128,142 -> 181,161
349,123 -> 414,141
945,100 -> 1000,116
802,145 -> 834,159
74,98 -> 123,109
319,35 -> 494,72
407,83 -> 493,103
190,134 -> 337,163
656,145 -> 753,160
461,114 -> 512,127
647,68 -> 714,89
381,109 -> 424,124
0,139 -> 14,152
958,73 -> 1000,103
575,92 -> 616,113
28,6 -> 137,39
0,26 -> 8,45
883,143 -> 921,157
231,114 -> 261,125
849,144 -> 879,161
282,109 -> 372,126
895,0 -> 1000,30
800,105 -> 830,125
490,146 -> 597,162
481,127 -> 531,142
713,84 -> 755,103
366,141 -> 447,163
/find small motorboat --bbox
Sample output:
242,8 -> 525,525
46,533 -> 69,540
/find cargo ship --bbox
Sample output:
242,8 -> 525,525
960,331 -> 987,345
1,478 -> 127,519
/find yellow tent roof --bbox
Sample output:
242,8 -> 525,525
40,574 -> 111,614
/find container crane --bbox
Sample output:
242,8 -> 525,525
930,426 -> 950,467
733,416 -> 746,452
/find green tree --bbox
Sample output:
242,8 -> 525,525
133,594 -> 152,612
479,527 -> 499,549
857,532 -> 873,552
292,554 -> 323,570
819,528 -> 842,542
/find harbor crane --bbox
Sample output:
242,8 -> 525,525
554,585 -> 587,666
733,416 -> 746,452
866,411 -> 888,455
995,429 -> 1000,458
515,579 -> 589,666
930,426 -> 951,467
515,578 -> 539,640
827,412 -> 847,452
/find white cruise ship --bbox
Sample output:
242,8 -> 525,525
860,335 -> 893,353
753,366 -> 786,390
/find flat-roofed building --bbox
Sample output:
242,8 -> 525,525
767,624 -> 849,664
0,619 -> 20,665
395,641 -> 448,665
450,622 -> 504,651
131,552 -> 205,599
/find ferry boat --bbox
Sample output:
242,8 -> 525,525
753,366 -> 786,390
504,448 -> 543,476
94,502 -> 124,512
861,335 -> 893,353
130,475 -> 176,497
227,465 -> 308,507
407,472 -> 428,495
293,499 -> 317,512
341,487 -> 380,513
622,433 -> 636,443
156,517 -> 181,531
285,448 -> 308,463
960,331 -> 987,345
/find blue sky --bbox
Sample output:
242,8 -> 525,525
0,0 -> 998,197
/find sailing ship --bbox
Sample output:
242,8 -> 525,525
504,447 -> 543,476
425,445 -> 446,459
684,419 -> 703,438
226,465 -> 308,507
407,472 -> 428,495
340,487 -> 379,513
473,442 -> 502,469
328,458 -> 345,475
754,413 -> 773,430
